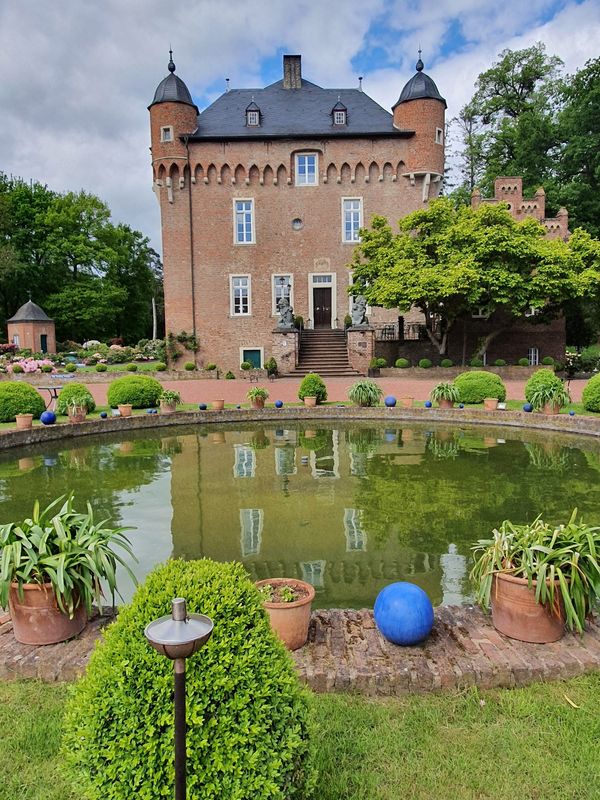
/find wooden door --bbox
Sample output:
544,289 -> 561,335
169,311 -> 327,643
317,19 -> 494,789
313,288 -> 332,328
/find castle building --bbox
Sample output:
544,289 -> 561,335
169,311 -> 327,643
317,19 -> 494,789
149,52 -> 446,374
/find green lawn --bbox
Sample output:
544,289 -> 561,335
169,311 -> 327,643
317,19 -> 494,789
1,674 -> 599,799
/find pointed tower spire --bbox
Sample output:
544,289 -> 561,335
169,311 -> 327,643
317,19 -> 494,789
168,48 -> 176,73
416,47 -> 424,72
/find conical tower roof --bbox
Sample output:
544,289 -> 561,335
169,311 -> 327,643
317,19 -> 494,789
7,299 -> 53,323
393,54 -> 446,109
149,50 -> 197,111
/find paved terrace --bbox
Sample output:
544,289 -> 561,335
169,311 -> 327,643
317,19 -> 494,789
1,607 -> 598,693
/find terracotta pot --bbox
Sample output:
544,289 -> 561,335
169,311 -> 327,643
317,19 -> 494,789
160,400 -> 177,414
211,431 -> 226,444
15,413 -> 33,430
68,406 -> 87,423
542,402 -> 560,415
250,397 -> 265,410
118,404 -> 133,417
211,400 -> 225,410
399,397 -> 414,409
256,578 -> 315,651
491,573 -> 564,643
303,396 -> 317,407
483,398 -> 499,411
438,398 -> 454,409
8,582 -> 87,645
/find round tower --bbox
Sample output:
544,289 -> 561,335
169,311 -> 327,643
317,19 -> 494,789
392,54 -> 446,181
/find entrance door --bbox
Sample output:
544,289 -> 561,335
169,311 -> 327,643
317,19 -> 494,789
40,334 -> 48,353
313,288 -> 332,328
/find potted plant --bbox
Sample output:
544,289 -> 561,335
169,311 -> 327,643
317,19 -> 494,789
15,413 -> 34,430
247,386 -> 269,410
298,373 -> 327,406
348,378 -> 383,407
118,404 -> 133,417
255,577 -> 315,650
470,511 -> 600,643
430,382 -> 460,409
0,495 -> 136,645
159,389 -> 181,414
67,395 -> 89,423
529,383 -> 571,415
483,397 -> 499,411
211,399 -> 225,410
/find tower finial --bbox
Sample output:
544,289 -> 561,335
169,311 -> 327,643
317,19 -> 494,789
168,48 -> 176,73
416,46 -> 424,72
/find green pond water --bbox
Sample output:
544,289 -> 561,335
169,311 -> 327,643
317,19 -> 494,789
1,422 -> 600,609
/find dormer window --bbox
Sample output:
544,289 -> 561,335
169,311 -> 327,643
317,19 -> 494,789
245,99 -> 260,127
332,98 -> 347,126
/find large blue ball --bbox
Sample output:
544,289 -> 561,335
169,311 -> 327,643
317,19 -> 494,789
40,410 -> 56,426
374,582 -> 434,646
569,410 -> 575,416
459,403 -> 464,409
199,403 -> 207,411
100,411 -> 108,419
275,400 -> 283,408
424,400 -> 432,408
384,395 -> 396,407
523,403 -> 533,413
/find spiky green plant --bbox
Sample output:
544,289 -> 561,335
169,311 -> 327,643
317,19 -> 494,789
430,382 -> 460,403
348,379 -> 383,407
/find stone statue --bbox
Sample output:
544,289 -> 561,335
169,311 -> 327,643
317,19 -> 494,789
351,295 -> 368,326
277,296 -> 295,329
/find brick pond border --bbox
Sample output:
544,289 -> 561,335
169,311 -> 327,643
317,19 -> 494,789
1,607 -> 598,693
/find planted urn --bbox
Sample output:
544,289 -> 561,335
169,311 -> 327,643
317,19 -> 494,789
255,578 -> 315,650
430,381 -> 460,409
159,389 -> 181,414
247,386 -> 269,410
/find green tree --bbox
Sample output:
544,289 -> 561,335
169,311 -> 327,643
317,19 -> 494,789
350,199 -> 600,355
45,279 -> 128,342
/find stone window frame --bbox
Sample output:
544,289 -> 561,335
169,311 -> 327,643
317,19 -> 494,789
230,274 -> 252,316
295,152 -> 318,186
239,508 -> 263,556
160,126 -> 174,143
239,346 -> 264,369
528,347 -> 539,366
271,273 -> 294,316
435,127 -> 444,145
341,197 -> 363,243
233,198 -> 255,245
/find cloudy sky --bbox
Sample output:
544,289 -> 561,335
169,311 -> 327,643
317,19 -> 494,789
1,0 -> 598,254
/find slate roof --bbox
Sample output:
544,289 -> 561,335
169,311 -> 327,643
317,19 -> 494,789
7,300 -> 53,323
188,79 -> 414,141
393,58 -> 446,109
150,73 -> 196,109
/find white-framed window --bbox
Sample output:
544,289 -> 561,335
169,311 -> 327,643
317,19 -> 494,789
233,445 -> 255,478
230,274 -> 251,316
234,199 -> 254,244
272,274 -> 293,315
334,110 -> 346,125
246,110 -> 260,126
342,198 -> 362,243
161,126 -> 173,142
240,509 -> 263,557
11,334 -> 19,347
344,508 -> 367,552
301,560 -> 326,589
528,347 -> 539,366
295,153 -> 318,186
435,127 -> 444,145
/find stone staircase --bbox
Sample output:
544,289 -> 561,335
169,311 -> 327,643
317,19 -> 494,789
290,329 -> 360,376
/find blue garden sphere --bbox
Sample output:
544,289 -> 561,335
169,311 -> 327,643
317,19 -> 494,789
424,400 -> 432,408
569,410 -> 576,416
99,411 -> 108,419
236,404 -> 241,409
199,403 -> 207,411
374,582 -> 434,646
274,399 -> 284,408
40,410 -> 56,426
523,403 -> 533,413
146,408 -> 153,414
384,395 -> 396,408
459,403 -> 464,409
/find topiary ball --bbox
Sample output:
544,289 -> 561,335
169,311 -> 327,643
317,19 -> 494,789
100,411 -> 108,419
374,582 -> 434,646
384,396 -> 396,407
62,560 -> 315,799
275,400 -> 284,408
424,400 -> 432,408
40,410 -> 56,425
523,403 -> 533,413
199,403 -> 207,411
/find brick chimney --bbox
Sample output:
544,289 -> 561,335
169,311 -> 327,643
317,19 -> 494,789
283,55 -> 302,89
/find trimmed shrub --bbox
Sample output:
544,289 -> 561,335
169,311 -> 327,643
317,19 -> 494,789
154,362 -> 167,371
418,358 -> 432,369
524,369 -> 563,404
541,356 -> 555,366
0,382 -> 45,422
470,358 -> 484,367
11,363 -> 24,374
125,363 -> 138,372
204,363 -> 217,371
494,359 -> 507,367
65,362 -> 77,372
395,358 -> 410,368
56,383 -> 96,415
454,371 -> 506,404
517,358 -> 530,366
240,361 -> 253,371
62,560 -> 315,800
298,372 -> 327,403
95,363 -> 107,372
225,370 -> 235,380
582,374 -> 600,412
41,363 -> 54,373
440,358 -> 453,367
264,357 -> 278,376
184,361 -> 196,371
107,375 -> 162,409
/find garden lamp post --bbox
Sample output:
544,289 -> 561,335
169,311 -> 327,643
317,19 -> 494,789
145,598 -> 213,800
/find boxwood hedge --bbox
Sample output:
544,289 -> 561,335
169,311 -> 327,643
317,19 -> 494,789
453,371 -> 506,404
107,375 -> 162,408
62,559 -> 316,800
582,374 -> 600,412
0,382 -> 45,422
56,382 -> 96,415
524,369 -> 563,403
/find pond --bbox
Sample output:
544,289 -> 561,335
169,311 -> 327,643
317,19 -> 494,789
1,422 -> 600,609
